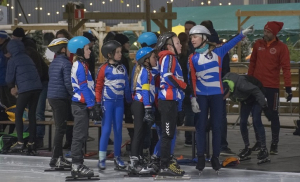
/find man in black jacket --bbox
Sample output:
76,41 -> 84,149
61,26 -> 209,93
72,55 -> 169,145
222,72 -> 273,161
83,32 -> 96,80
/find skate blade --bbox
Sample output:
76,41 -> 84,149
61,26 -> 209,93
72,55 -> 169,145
126,173 -> 155,177
154,174 -> 191,180
114,167 -> 128,172
44,167 -> 71,172
240,157 -> 251,162
257,158 -> 271,165
65,175 -> 99,181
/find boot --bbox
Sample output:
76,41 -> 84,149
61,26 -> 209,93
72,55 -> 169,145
211,156 -> 221,171
71,164 -> 94,178
9,142 -> 25,152
196,155 -> 205,171
158,163 -> 185,176
114,156 -> 126,169
98,159 -> 106,170
26,142 -> 37,156
128,156 -> 142,174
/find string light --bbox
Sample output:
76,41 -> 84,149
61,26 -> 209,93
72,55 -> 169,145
6,4 -> 9,6
47,13 -> 50,16
170,0 -> 173,2
90,3 -> 92,6
137,5 -> 139,8
35,7 -> 38,10
62,5 -> 65,8
84,9 -> 87,12
56,11 -> 59,14
153,10 -> 156,13
201,2 -> 204,5
40,7 -> 42,10
228,2 -> 231,5
219,3 -> 222,5
127,4 -> 129,7
11,6 -> 14,9
19,13 -> 21,16
110,0 -> 113,1
28,14 -> 31,16
208,0 -> 211,4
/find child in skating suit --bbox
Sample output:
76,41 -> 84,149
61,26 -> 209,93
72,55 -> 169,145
128,47 -> 158,174
68,36 -> 100,178
187,25 -> 253,172
47,38 -> 73,169
156,32 -> 187,176
96,40 -> 132,170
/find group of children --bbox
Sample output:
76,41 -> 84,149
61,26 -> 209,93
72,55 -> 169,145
45,24 -> 255,178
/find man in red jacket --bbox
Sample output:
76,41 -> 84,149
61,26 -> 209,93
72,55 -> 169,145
248,21 -> 292,155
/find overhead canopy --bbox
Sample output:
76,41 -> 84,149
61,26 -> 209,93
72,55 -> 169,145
144,3 -> 300,32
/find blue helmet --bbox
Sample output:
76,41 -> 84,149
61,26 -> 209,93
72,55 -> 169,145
67,36 -> 90,54
135,47 -> 154,65
137,32 -> 157,48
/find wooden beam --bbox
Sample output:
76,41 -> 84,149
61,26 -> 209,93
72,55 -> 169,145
152,19 -> 168,32
240,16 -> 251,27
63,12 -> 176,20
71,19 -> 88,34
236,10 -> 300,17
167,2 -> 172,32
11,25 -> 68,31
146,0 -> 151,31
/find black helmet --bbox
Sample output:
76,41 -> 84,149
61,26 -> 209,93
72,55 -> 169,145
48,38 -> 69,53
156,32 -> 177,51
101,40 -> 122,59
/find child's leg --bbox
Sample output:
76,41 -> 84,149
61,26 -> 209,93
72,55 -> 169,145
99,101 -> 113,160
113,99 -> 124,157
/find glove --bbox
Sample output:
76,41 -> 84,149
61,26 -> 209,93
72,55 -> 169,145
285,87 -> 293,102
88,105 -> 102,120
94,104 -> 103,120
241,25 -> 254,36
177,111 -> 185,126
191,97 -> 200,113
262,107 -> 274,122
143,108 -> 155,125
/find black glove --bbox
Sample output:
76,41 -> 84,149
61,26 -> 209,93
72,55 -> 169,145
177,111 -> 185,126
88,105 -> 102,120
285,87 -> 293,102
143,108 -> 155,125
262,107 -> 274,122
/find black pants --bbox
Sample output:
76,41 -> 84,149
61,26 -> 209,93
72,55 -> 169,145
0,85 -> 17,133
131,101 -> 148,157
264,87 -> 280,144
71,102 -> 89,164
15,90 -> 40,143
49,98 -> 69,158
158,100 -> 177,169
65,102 -> 73,145
124,100 -> 134,140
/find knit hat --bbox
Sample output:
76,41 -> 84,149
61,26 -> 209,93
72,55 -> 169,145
0,30 -> 8,39
83,32 -> 96,42
264,21 -> 284,36
13,27 -> 26,38
114,34 -> 129,45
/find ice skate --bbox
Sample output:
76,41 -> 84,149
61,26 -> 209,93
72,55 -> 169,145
257,148 -> 271,165
196,155 -> 205,175
114,156 -> 127,171
251,142 -> 261,152
238,147 -> 252,161
98,159 -> 106,171
154,163 -> 190,180
211,156 -> 221,175
127,156 -> 156,177
170,155 -> 180,169
45,156 -> 71,171
26,142 -> 37,156
9,142 -> 25,153
66,164 -> 99,181
270,143 -> 278,155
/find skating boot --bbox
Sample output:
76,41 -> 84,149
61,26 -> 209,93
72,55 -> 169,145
211,156 -> 221,175
270,143 -> 278,155
170,155 -> 180,169
251,142 -> 261,152
68,164 -> 98,180
155,163 -> 190,180
196,155 -> 205,175
26,142 -> 37,156
9,142 -> 25,153
128,156 -> 142,175
150,155 -> 160,166
98,159 -> 106,170
46,156 -> 71,171
114,156 -> 127,171
257,148 -> 271,165
238,147 -> 252,161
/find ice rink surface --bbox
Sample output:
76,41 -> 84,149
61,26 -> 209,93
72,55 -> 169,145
0,155 -> 300,182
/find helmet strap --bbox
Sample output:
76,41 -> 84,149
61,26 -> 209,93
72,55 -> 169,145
143,58 -> 152,70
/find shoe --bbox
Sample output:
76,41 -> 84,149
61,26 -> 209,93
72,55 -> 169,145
238,147 -> 251,159
26,142 -> 37,156
35,138 -> 44,149
159,163 -> 185,176
184,140 -> 192,147
270,143 -> 278,155
71,164 -> 94,178
108,138 -> 114,145
251,142 -> 261,152
211,156 -> 221,171
220,148 -> 236,156
98,159 -> 106,170
196,155 -> 205,171
10,142 -> 25,152
49,158 -> 58,168
257,148 -> 269,160
114,156 -> 126,169
63,141 -> 71,149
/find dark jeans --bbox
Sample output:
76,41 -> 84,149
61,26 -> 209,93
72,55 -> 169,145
221,100 -> 229,150
158,99 -> 177,168
65,102 -> 73,145
264,87 -> 280,144
183,103 -> 195,142
240,101 -> 266,148
49,98 -> 68,158
15,90 -> 40,143
71,102 -> 89,164
195,95 -> 223,157
131,101 -> 148,157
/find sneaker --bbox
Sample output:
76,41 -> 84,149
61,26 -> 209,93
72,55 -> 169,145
159,163 -> 184,176
270,143 -> 278,155
184,140 -> 192,147
220,148 -> 236,156
251,142 -> 261,152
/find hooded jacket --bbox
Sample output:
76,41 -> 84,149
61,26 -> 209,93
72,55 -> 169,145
5,39 -> 42,93
222,72 -> 267,107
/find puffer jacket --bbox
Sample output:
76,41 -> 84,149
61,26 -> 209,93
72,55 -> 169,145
0,38 -> 10,86
47,54 -> 73,99
5,39 -> 42,93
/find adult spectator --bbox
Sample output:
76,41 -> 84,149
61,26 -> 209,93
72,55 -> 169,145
248,21 -> 292,155
83,32 -> 96,80
184,20 -> 196,55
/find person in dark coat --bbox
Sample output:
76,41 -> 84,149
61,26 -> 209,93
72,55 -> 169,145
83,31 -> 96,80
5,39 -> 42,155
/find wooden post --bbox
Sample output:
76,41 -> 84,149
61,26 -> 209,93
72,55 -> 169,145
167,2 -> 172,32
145,0 -> 151,31
159,6 -> 166,34
66,3 -> 74,33
237,10 -> 241,62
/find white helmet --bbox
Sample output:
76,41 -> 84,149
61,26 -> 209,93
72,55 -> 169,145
189,25 -> 211,37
